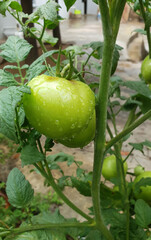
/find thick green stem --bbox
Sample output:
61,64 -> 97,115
139,0 -> 151,58
91,1 -> 114,239
0,221 -> 94,238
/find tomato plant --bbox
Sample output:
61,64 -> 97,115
1,0 -> 151,240
102,155 -> 128,180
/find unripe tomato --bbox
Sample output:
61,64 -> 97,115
58,111 -> 96,148
133,171 -> 151,205
141,55 -> 151,84
134,165 -> 145,176
102,155 -> 128,180
23,75 -> 95,147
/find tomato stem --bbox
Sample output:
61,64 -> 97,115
139,0 -> 151,59
34,138 -> 93,222
0,221 -> 94,238
105,109 -> 151,152
91,0 -> 115,239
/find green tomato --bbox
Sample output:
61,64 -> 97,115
141,55 -> 151,84
58,111 -> 96,148
133,171 -> 151,205
23,75 -> 95,147
134,165 -> 145,176
102,155 -> 128,180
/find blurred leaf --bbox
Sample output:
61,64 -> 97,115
135,94 -> 151,114
47,152 -> 75,166
44,138 -> 54,152
33,0 -> 58,22
30,210 -> 80,239
121,81 -> 151,98
64,0 -> 76,11
71,177 -> 91,196
21,144 -> 45,167
111,44 -> 123,75
84,41 -> 122,74
129,142 -> 144,153
0,36 -> 32,63
0,0 -> 12,16
9,1 -> 22,12
134,177 -> 151,195
42,32 -> 58,46
0,86 -> 26,142
135,199 -> 151,228
86,230 -> 103,240
14,231 -> 38,240
0,69 -> 19,87
92,0 -> 98,4
134,28 -> 147,35
27,50 -> 58,80
6,168 -> 34,208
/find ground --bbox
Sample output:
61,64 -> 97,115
1,16 -> 151,221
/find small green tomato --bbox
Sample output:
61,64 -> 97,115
134,165 -> 145,176
141,55 -> 151,84
102,155 -> 128,180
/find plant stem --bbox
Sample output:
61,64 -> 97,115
44,159 -> 92,221
0,221 -> 94,238
105,109 -> 151,152
36,139 -> 92,221
92,0 -> 114,239
139,0 -> 151,58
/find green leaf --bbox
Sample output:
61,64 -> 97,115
92,0 -> 98,4
71,177 -> 91,196
21,144 -> 45,167
34,0 -> 58,22
135,199 -> 151,228
86,230 -> 103,240
31,210 -> 80,239
129,218 -> 147,240
129,142 -> 144,153
27,50 -> 58,80
134,28 -> 147,35
0,86 -> 25,142
44,138 -> 54,152
0,0 -> 12,16
0,36 -> 32,63
14,231 -> 38,240
47,152 -> 75,166
121,81 -> 151,99
111,44 -> 123,75
134,177 -> 151,195
9,1 -> 22,12
0,69 -> 19,87
64,0 -> 77,11
42,32 -> 58,47
6,168 -> 34,208
84,41 -> 122,74
135,94 -> 151,114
